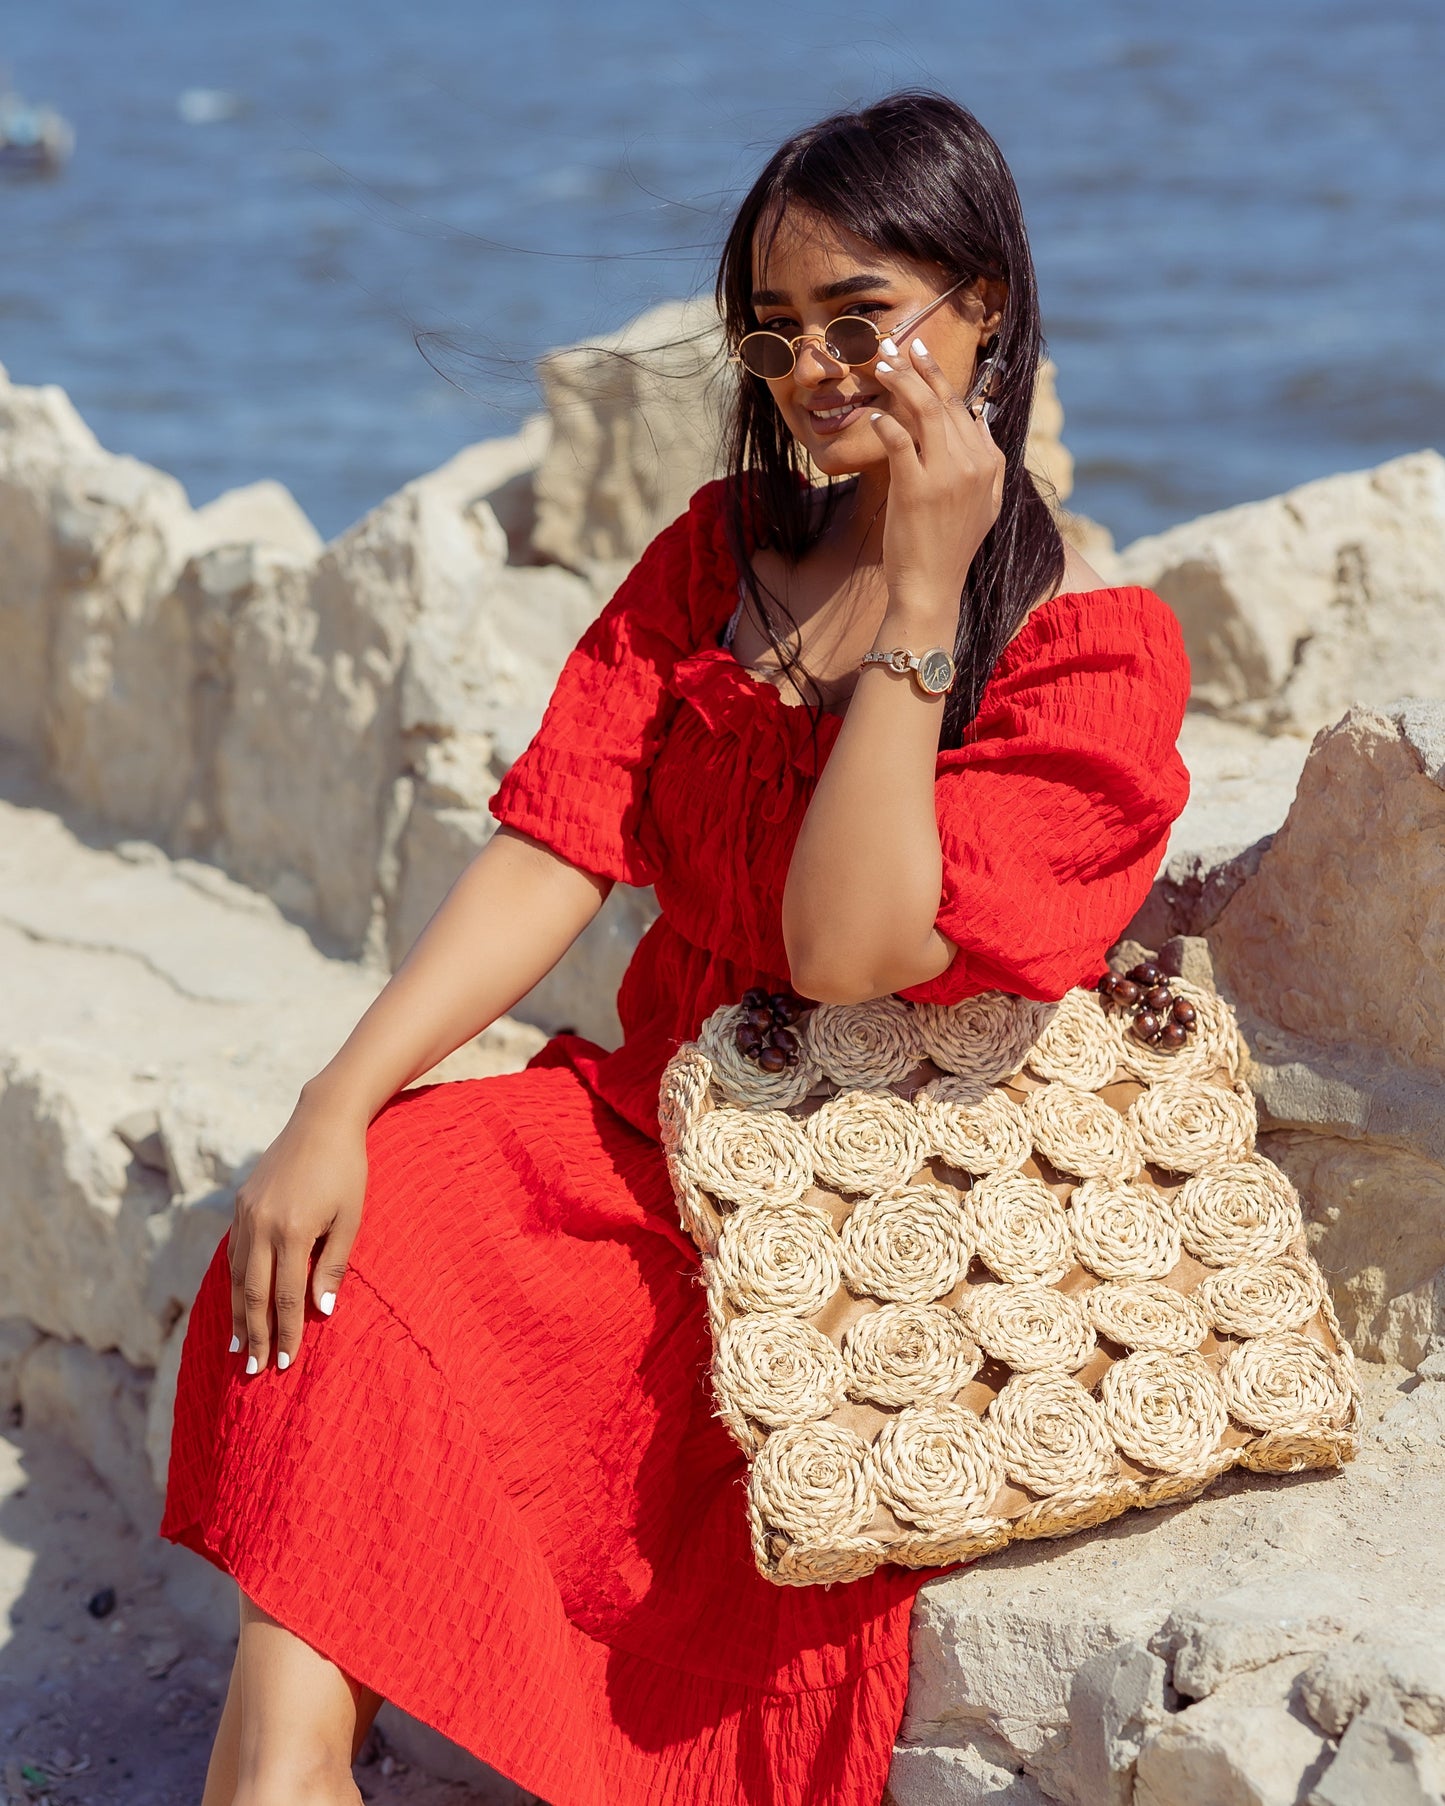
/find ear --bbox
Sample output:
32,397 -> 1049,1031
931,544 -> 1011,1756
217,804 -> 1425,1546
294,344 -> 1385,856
975,275 -> 1008,337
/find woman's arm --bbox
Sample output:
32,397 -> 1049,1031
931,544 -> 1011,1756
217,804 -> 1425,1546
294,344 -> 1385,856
228,825 -> 610,1375
303,824 -> 611,1124
782,334 -> 1002,1004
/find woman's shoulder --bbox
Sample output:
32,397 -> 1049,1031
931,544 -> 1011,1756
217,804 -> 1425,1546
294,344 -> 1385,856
972,546 -> 1190,747
1001,539 -> 1187,675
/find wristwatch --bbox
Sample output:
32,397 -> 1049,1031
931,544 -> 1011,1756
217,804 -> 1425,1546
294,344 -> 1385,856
859,645 -> 957,696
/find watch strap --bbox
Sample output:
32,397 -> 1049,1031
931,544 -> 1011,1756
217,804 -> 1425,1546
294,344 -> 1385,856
859,645 -> 957,695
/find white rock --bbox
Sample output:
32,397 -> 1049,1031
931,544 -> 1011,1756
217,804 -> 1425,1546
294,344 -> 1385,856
0,1317 -> 43,1413
187,478 -> 323,562
17,1336 -> 158,1534
1377,1383 -> 1445,1456
1262,1131 -> 1445,1369
531,297 -> 731,571
1157,1571 -> 1364,1701
1212,702 -> 1445,1086
1166,714 -> 1313,868
0,777 -> 542,1369
1068,1640 -> 1170,1805
1196,700 -> 1445,1371
888,1737 -> 1051,1805
1301,1636 -> 1445,1739
1115,450 -> 1445,733
1134,1657 -> 1332,1806
1307,1713 -> 1444,1806
0,371 -> 104,750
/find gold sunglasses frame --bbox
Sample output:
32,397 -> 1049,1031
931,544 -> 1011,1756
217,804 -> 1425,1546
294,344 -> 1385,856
731,275 -> 974,380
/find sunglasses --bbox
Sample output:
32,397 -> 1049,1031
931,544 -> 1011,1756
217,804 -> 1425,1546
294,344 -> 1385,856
732,276 -> 973,380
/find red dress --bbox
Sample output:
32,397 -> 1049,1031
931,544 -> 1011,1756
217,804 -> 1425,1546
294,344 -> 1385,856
160,477 -> 1191,1806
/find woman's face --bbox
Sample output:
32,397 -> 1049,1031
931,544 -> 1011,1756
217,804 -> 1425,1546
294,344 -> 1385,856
746,203 -> 1003,481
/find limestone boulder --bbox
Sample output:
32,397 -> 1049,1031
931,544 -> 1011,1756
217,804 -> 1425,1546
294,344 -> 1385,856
0,364 -> 104,750
187,477 -> 323,561
1115,450 -> 1445,733
0,1316 -> 43,1414
1027,358 -> 1074,505
1133,1657 -> 1333,1806
16,1335 -> 159,1536
1210,701 -> 1445,1080
0,771 -> 544,1375
1263,1131 -> 1445,1368
531,296 -> 732,574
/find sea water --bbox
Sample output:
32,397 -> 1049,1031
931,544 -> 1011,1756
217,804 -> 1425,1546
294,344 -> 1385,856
1,0 -> 1440,544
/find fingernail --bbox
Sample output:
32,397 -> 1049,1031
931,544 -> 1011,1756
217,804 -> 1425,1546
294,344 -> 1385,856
876,361 -> 892,374
880,337 -> 899,357
869,411 -> 882,421
277,1351 -> 291,1371
912,337 -> 928,355
245,1355 -> 259,1375
319,1292 -> 336,1316
229,1333 -> 241,1354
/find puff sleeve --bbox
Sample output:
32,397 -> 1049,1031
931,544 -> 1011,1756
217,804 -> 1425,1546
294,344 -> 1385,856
895,588 -> 1191,1007
488,489 -> 716,887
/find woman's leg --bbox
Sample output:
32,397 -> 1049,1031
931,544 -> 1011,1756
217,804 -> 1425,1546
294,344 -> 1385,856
204,1586 -> 383,1806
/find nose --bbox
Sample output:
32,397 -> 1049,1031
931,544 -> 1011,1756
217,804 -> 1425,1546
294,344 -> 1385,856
790,334 -> 850,385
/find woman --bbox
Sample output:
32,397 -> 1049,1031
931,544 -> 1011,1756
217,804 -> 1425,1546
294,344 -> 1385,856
162,90 -> 1189,1806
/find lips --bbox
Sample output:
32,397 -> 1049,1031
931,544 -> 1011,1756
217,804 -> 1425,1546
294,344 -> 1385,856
804,396 -> 879,434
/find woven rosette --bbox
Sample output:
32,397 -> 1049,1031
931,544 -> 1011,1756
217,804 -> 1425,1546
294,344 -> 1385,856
659,979 -> 1358,1587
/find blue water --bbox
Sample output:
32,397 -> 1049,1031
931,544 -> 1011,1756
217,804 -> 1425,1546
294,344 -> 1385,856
2,0 -> 1440,546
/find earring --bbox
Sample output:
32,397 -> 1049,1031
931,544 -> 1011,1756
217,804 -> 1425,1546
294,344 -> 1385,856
965,341 -> 1003,423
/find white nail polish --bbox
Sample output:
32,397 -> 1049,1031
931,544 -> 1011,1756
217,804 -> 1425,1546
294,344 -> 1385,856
880,338 -> 899,357
912,337 -> 928,355
277,1350 -> 291,1370
229,1333 -> 241,1354
876,361 -> 892,374
245,1355 -> 259,1375
320,1292 -> 336,1316
869,411 -> 882,421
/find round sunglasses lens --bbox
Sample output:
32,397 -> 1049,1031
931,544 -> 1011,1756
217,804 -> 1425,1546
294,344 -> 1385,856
738,333 -> 795,379
824,317 -> 883,365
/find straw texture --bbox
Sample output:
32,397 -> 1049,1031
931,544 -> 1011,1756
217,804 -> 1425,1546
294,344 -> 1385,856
660,974 -> 1357,1586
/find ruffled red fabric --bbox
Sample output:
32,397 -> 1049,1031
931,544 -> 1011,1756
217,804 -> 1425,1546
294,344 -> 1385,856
161,476 -> 1190,1806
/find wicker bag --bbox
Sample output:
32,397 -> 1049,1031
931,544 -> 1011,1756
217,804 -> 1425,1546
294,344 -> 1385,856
658,973 -> 1359,1587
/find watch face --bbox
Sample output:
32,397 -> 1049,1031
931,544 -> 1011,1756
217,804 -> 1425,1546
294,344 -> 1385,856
917,648 -> 956,694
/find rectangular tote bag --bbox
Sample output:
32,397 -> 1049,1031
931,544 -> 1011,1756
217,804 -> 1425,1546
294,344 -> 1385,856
658,973 -> 1358,1587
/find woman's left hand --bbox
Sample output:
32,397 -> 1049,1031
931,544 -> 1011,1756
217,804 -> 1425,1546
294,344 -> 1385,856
868,335 -> 1006,615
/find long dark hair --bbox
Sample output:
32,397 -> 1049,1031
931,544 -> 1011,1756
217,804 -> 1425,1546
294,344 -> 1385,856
715,90 -> 1065,749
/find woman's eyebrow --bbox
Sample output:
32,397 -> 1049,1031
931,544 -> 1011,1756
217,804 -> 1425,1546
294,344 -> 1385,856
750,273 -> 896,307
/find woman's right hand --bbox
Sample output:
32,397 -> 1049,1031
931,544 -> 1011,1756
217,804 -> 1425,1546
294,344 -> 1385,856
227,1088 -> 370,1375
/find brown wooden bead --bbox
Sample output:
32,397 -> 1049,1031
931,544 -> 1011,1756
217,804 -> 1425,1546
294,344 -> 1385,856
757,1045 -> 788,1073
1160,1021 -> 1189,1049
1172,1000 -> 1197,1027
742,987 -> 769,1010
745,1006 -> 773,1032
1114,979 -> 1143,1007
769,993 -> 803,1024
1145,984 -> 1173,1011
1132,1011 -> 1162,1042
735,1025 -> 762,1056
